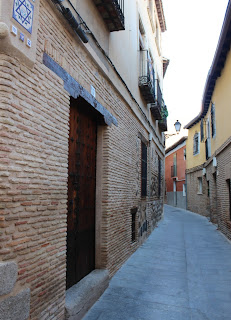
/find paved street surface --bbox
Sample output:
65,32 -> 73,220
83,205 -> 231,320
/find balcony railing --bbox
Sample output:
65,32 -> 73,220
150,80 -> 163,120
159,117 -> 167,131
156,79 -> 162,108
139,50 -> 155,103
92,0 -> 125,32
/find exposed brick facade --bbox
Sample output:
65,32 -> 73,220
0,0 -> 166,318
186,138 -> 231,240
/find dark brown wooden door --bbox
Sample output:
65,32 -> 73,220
67,97 -> 97,289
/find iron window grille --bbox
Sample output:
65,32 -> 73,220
139,50 -> 155,103
211,103 -> 216,138
131,207 -> 137,242
158,157 -> 161,198
141,142 -> 147,197
193,132 -> 200,155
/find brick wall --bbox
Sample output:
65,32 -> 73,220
186,166 -> 210,217
216,141 -> 231,240
186,138 -> 231,240
0,0 -> 165,319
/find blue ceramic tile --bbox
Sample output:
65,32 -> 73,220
12,0 -> 34,34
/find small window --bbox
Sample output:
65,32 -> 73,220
207,180 -> 210,197
141,142 -> 147,197
200,119 -> 204,142
211,103 -> 216,138
193,132 -> 200,155
183,149 -> 186,160
131,208 -> 137,242
183,184 -> 186,197
173,153 -> 177,176
198,177 -> 203,194
227,179 -> 231,220
158,157 -> 162,197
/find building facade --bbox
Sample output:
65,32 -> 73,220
165,137 -> 187,209
185,0 -> 231,240
0,0 -> 168,319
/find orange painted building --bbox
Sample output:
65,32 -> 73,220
165,137 -> 187,208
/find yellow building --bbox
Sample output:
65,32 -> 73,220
185,0 -> 231,240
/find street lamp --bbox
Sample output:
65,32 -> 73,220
165,120 -> 182,139
174,120 -> 181,133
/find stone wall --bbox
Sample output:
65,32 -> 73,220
0,0 -> 165,319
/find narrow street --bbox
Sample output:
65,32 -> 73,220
83,205 -> 231,320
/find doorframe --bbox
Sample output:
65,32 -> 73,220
95,125 -> 104,269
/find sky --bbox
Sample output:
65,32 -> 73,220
162,0 -> 229,135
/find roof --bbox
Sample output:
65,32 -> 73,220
165,136 -> 187,154
155,0 -> 167,32
163,57 -> 170,77
185,0 -> 231,129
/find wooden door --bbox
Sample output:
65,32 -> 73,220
67,97 -> 97,289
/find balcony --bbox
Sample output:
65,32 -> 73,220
150,80 -> 163,120
159,117 -> 167,131
158,103 -> 168,132
139,50 -> 155,103
92,0 -> 125,32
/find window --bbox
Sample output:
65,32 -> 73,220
206,119 -> 211,158
183,184 -> 186,197
173,153 -> 177,176
200,119 -> 204,142
193,132 -> 200,155
227,179 -> 231,220
183,149 -> 186,160
141,142 -> 147,197
158,157 -> 162,197
198,177 -> 203,194
207,180 -> 210,197
211,103 -> 216,138
131,208 -> 137,242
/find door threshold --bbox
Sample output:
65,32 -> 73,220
65,269 -> 109,320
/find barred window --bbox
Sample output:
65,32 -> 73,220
227,179 -> 231,221
158,157 -> 162,197
200,119 -> 204,142
193,132 -> 200,155
211,104 -> 216,138
141,142 -> 147,197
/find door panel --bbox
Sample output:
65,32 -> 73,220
67,98 -> 97,289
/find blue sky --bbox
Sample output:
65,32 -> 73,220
162,0 -> 229,133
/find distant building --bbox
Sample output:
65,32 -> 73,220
0,0 -> 169,319
165,137 -> 187,209
185,0 -> 231,240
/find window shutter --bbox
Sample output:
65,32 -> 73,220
200,120 -> 204,142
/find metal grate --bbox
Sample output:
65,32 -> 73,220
139,50 -> 155,103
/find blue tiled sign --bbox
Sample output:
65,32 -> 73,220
13,0 -> 34,34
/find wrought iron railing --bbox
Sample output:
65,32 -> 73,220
116,0 -> 124,16
139,50 -> 155,103
156,79 -> 162,108
92,0 -> 125,31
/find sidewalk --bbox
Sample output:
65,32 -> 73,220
83,205 -> 231,320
